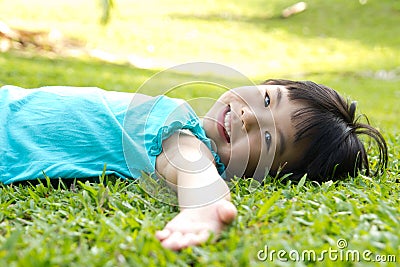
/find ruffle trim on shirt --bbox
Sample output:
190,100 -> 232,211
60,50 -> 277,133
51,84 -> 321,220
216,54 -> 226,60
148,118 -> 226,177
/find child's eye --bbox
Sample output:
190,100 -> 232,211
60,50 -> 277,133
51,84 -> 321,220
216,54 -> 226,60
265,131 -> 272,150
264,92 -> 271,107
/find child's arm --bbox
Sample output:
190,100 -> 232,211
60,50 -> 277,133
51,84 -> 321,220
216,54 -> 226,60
155,131 -> 237,251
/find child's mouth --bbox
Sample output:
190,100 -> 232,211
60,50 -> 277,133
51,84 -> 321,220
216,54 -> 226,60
218,105 -> 231,143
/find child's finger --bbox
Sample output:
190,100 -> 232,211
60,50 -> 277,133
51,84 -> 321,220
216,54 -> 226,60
161,231 -> 184,250
218,200 -> 237,224
182,231 -> 210,248
164,222 -> 210,234
155,229 -> 171,241
196,230 -> 212,244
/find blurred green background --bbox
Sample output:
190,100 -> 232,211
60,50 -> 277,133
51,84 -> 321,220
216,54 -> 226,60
0,0 -> 399,133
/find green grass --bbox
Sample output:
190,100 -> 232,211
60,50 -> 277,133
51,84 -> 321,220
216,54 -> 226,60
0,0 -> 399,266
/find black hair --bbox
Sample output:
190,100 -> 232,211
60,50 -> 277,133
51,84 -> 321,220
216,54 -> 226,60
262,79 -> 388,182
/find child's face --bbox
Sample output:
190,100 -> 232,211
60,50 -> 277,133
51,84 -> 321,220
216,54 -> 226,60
203,85 -> 307,180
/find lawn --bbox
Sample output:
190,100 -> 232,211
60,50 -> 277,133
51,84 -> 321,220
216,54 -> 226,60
0,0 -> 399,266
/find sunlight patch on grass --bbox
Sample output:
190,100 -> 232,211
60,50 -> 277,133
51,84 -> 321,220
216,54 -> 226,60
1,0 -> 399,77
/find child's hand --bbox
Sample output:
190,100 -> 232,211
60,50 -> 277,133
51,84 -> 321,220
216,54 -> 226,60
156,199 -> 237,251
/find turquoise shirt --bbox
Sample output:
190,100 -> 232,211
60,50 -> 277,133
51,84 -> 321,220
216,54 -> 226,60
0,86 -> 225,184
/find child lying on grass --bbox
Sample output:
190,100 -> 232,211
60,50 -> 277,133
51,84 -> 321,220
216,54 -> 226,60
0,79 -> 387,250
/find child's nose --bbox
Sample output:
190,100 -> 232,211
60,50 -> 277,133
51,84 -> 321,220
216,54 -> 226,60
241,106 -> 258,131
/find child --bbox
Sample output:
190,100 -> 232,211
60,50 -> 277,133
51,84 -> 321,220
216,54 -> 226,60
0,79 -> 387,250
